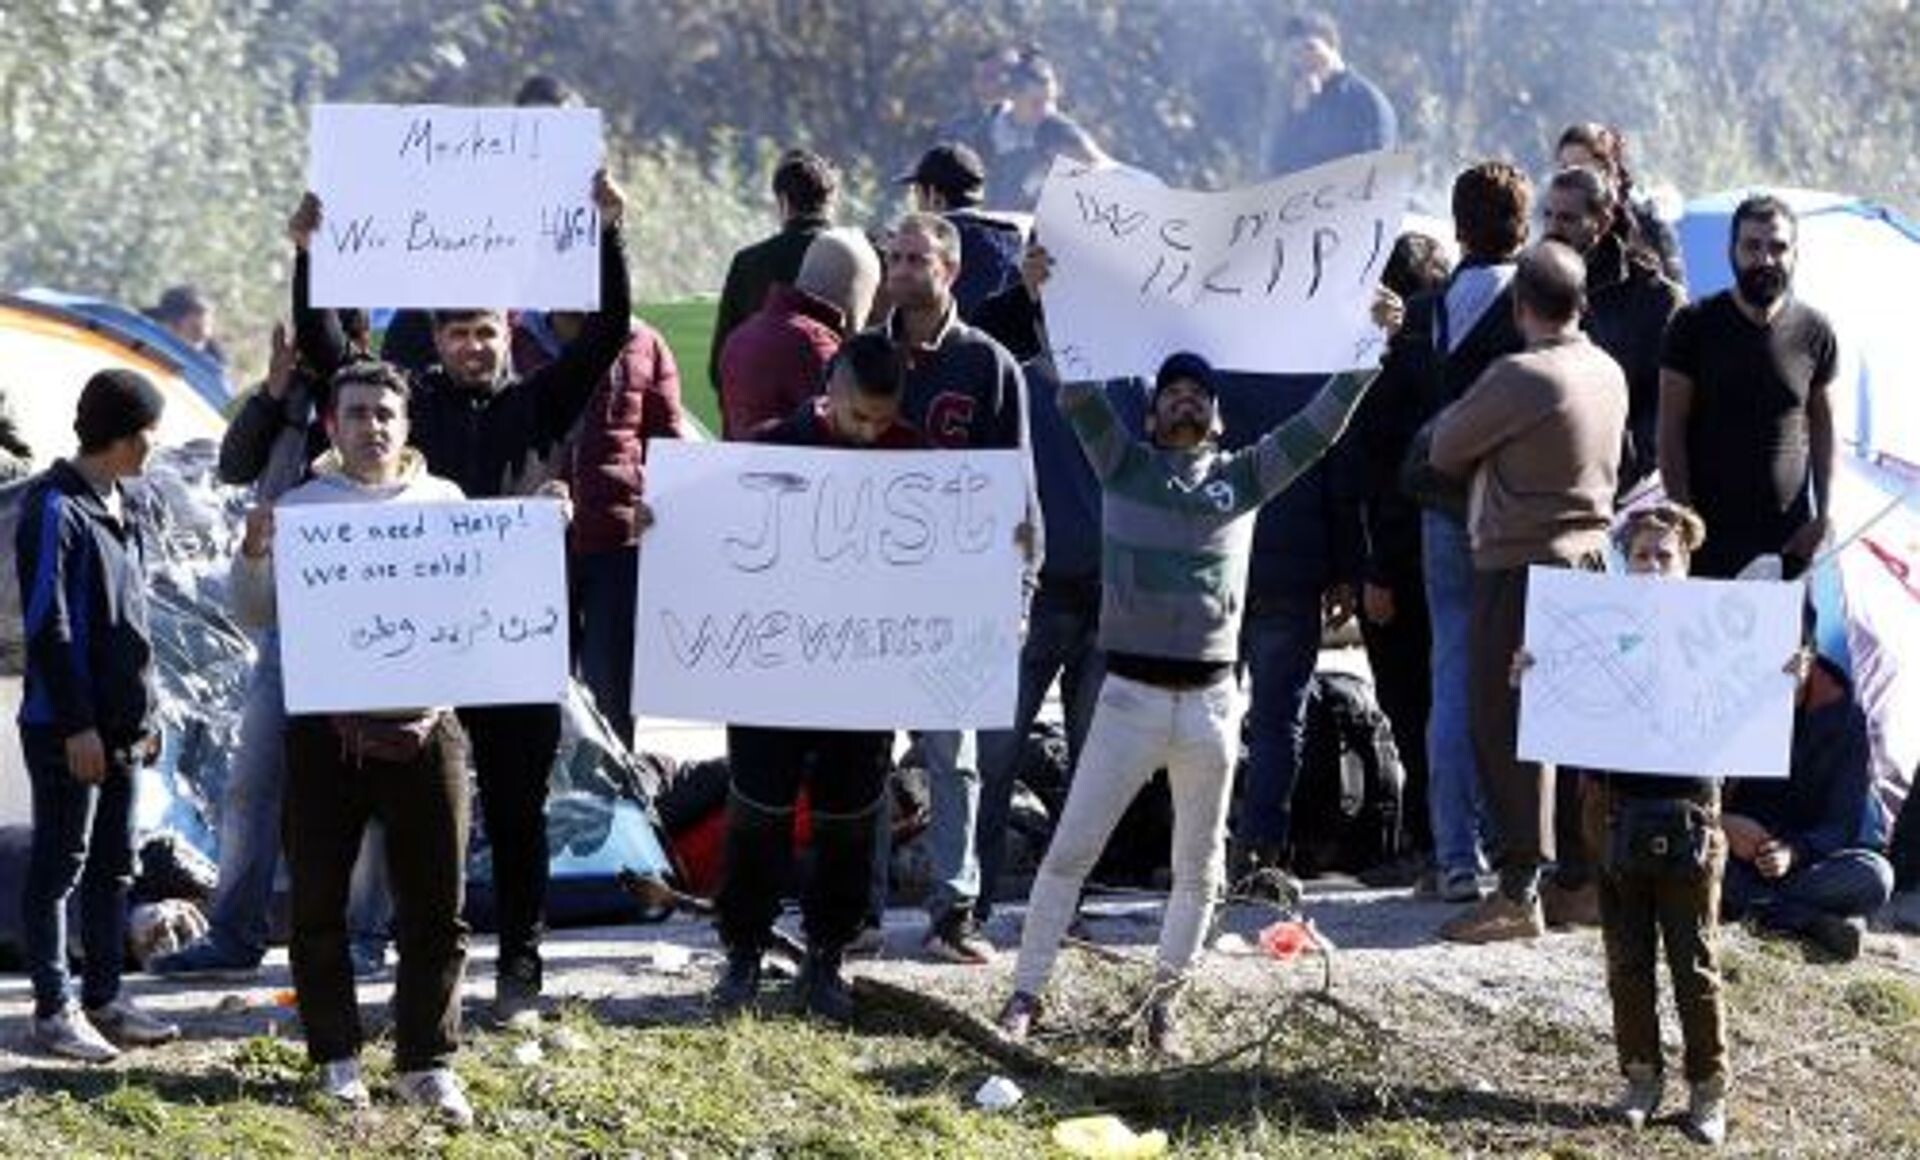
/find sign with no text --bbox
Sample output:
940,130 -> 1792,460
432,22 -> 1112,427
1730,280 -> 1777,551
308,103 -> 603,309
633,442 -> 1026,729
275,498 -> 569,712
1032,150 -> 1414,379
1518,568 -> 1802,778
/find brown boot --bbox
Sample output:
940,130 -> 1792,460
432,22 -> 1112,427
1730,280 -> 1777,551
1541,880 -> 1602,928
1439,892 -> 1545,944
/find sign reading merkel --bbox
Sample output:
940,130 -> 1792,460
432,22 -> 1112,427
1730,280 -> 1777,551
308,103 -> 603,310
1032,150 -> 1415,379
633,442 -> 1026,730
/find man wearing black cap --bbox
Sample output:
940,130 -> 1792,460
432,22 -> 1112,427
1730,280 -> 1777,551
998,350 -> 1378,1055
15,369 -> 178,1062
898,142 -> 1025,320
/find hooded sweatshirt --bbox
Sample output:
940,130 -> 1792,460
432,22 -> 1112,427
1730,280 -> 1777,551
229,447 -> 464,631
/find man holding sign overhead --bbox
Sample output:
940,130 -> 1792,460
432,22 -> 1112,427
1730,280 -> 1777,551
228,362 -> 474,1124
292,157 -> 632,1016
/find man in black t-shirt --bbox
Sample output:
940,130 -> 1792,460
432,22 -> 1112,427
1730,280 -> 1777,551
1657,195 -> 1837,580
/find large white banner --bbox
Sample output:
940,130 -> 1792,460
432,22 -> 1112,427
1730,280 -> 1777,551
308,104 -> 603,309
1032,150 -> 1415,380
1518,569 -> 1803,778
634,442 -> 1025,729
275,498 -> 569,713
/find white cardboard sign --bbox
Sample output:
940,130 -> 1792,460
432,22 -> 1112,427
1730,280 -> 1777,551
633,442 -> 1026,729
1518,568 -> 1803,778
1031,150 -> 1414,380
308,103 -> 603,309
275,498 -> 569,713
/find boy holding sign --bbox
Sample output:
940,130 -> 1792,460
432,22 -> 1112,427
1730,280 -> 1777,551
229,362 -> 474,1125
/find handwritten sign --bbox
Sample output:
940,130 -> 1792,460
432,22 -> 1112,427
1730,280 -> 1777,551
1032,150 -> 1414,379
1518,568 -> 1803,778
633,442 -> 1025,729
275,498 -> 568,713
308,103 -> 603,309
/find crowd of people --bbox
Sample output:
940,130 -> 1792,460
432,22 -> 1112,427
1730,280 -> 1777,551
13,10 -> 1918,1145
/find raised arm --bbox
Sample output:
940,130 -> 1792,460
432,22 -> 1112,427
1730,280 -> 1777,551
288,194 -> 352,379
1247,369 -> 1379,503
1056,376 -> 1145,483
525,170 -> 635,447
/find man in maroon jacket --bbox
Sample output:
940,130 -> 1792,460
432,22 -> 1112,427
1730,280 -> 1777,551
515,309 -> 684,749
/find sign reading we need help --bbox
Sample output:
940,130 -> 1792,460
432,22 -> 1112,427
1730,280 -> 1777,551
274,499 -> 568,713
1032,150 -> 1414,379
633,442 -> 1026,730
1517,568 -> 1804,778
308,104 -> 603,309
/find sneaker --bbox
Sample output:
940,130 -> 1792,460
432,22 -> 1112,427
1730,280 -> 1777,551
1144,988 -> 1186,1061
1804,914 -> 1865,962
710,951 -> 762,1016
148,939 -> 263,982
922,912 -> 993,965
1438,893 -> 1544,944
31,1002 -> 120,1063
1614,1063 -> 1663,1130
394,1067 -> 475,1131
844,921 -> 887,959
85,997 -> 181,1047
349,942 -> 391,982
493,951 -> 544,1020
1686,1076 -> 1728,1146
1889,890 -> 1920,934
1541,880 -> 1602,928
995,991 -> 1042,1043
1439,868 -> 1486,904
318,1057 -> 370,1109
796,950 -> 855,1026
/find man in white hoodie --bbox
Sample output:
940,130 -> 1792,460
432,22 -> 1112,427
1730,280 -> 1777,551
228,360 -> 474,1128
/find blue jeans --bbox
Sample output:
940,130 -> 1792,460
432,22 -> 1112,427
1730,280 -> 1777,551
203,636 -> 391,964
973,580 -> 1104,920
917,729 -> 986,922
1723,848 -> 1895,930
1421,511 -> 1487,876
22,728 -> 134,1019
1235,596 -> 1322,850
572,546 -> 638,751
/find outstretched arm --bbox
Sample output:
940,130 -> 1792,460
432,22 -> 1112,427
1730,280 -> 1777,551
1247,369 -> 1380,503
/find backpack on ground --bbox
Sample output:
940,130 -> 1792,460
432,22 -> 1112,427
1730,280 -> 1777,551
1289,669 -> 1406,876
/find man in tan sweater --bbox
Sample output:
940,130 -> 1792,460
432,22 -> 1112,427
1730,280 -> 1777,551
1428,240 -> 1628,943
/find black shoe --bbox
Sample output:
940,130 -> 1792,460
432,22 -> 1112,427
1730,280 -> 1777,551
1805,913 -> 1865,962
710,951 -> 763,1016
797,949 -> 855,1025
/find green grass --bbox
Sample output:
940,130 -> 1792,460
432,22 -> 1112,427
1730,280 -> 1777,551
637,296 -> 720,437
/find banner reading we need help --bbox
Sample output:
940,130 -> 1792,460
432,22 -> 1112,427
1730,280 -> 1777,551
309,104 -> 603,309
1032,150 -> 1414,380
633,442 -> 1026,730
274,498 -> 569,713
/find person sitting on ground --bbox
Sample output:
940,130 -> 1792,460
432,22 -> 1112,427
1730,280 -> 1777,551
1519,503 -> 1730,1145
1720,610 -> 1896,961
706,332 -> 926,1024
997,346 -> 1380,1058
15,370 -> 177,1063
228,361 -> 475,1125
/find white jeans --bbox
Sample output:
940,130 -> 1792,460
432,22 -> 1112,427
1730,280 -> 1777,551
1011,673 -> 1244,996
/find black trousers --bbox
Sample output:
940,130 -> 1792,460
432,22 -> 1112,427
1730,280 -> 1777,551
718,726 -> 890,957
285,716 -> 469,1072
458,702 -> 560,967
1360,578 -> 1432,854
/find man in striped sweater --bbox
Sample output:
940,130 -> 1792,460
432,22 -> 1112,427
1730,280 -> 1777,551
997,350 -> 1377,1056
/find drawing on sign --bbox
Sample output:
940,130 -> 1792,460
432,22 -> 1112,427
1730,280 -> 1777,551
1527,601 -> 1659,717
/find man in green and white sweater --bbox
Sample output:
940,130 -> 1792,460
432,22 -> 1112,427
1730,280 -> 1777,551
998,348 -> 1376,1055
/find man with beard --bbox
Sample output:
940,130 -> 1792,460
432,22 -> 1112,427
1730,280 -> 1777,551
1543,167 -> 1684,492
1658,196 -> 1837,580
879,212 -> 1032,964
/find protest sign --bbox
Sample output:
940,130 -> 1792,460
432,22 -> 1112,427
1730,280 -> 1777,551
1031,150 -> 1415,380
308,103 -> 603,309
1517,568 -> 1802,778
633,442 -> 1026,729
275,498 -> 568,713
